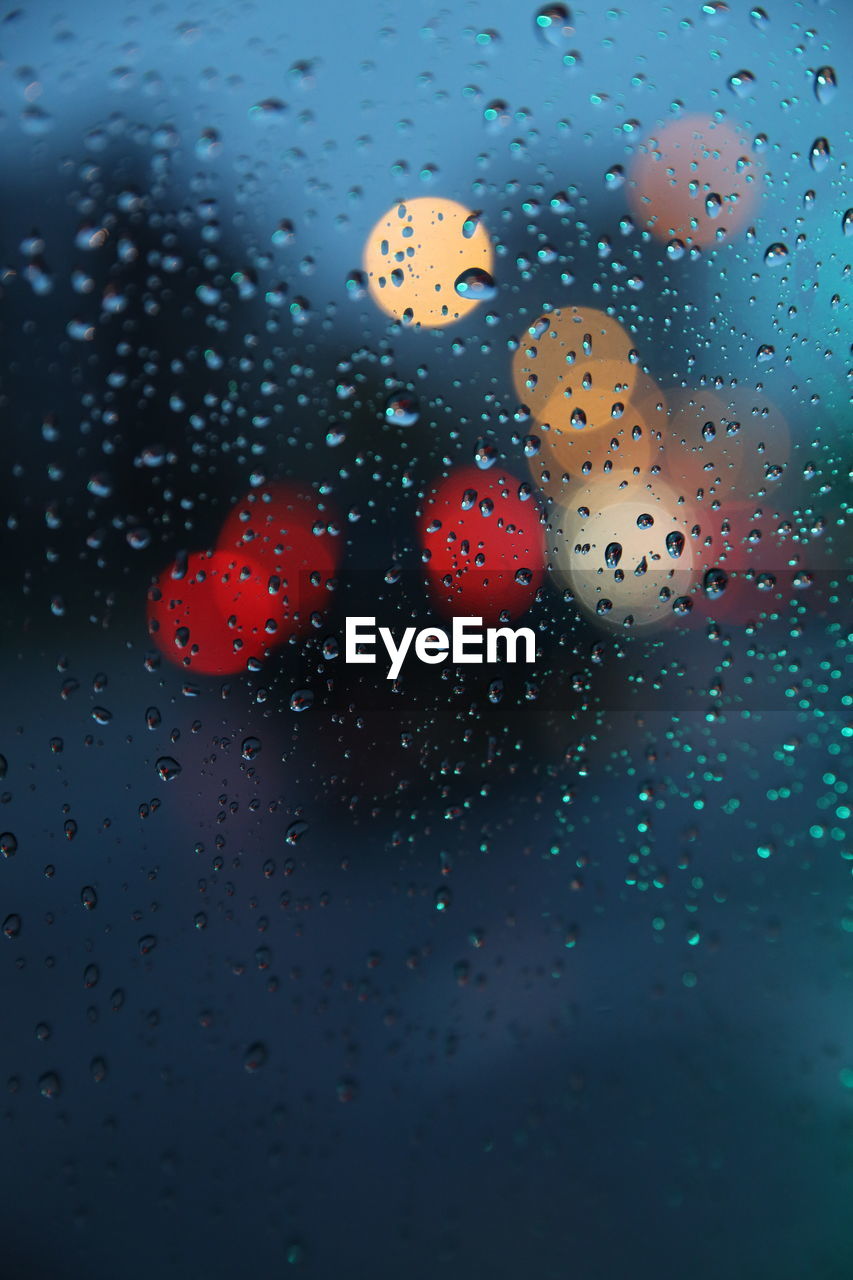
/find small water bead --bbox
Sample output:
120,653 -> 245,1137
454,267 -> 496,301
703,568 -> 728,599
810,138 -> 831,172
461,210 -> 482,239
749,6 -> 768,28
666,531 -> 685,559
290,690 -> 313,712
244,1042 -> 268,1073
701,1 -> 729,23
604,542 -> 622,569
636,513 -> 654,531
156,756 -> 182,782
842,210 -> 853,237
3,913 -> 21,939
384,391 -> 419,426
535,4 -> 573,46
728,70 -> 756,99
814,66 -> 837,105
38,1072 -> 61,1099
1,833 -> 18,858
764,242 -> 789,268
241,737 -> 261,761
474,438 -> 498,470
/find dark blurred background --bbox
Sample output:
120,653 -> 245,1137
1,1 -> 852,1276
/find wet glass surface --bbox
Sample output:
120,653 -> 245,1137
0,1 -> 851,1276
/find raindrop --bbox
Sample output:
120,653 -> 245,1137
241,737 -> 261,761
155,757 -> 182,782
727,70 -> 756,98
1,832 -> 18,858
244,1042 -> 268,1072
290,689 -> 314,712
3,913 -> 21,939
703,568 -> 728,599
636,513 -> 654,530
604,542 -> 622,568
385,391 -> 420,426
462,210 -> 482,239
474,438 -> 498,469
38,1072 -> 61,1099
814,66 -> 837,105
842,210 -> 853,237
810,138 -> 830,172
535,3 -> 572,46
454,267 -> 496,301
764,242 -> 788,268
666,531 -> 685,559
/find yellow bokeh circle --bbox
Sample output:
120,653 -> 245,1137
362,197 -> 494,328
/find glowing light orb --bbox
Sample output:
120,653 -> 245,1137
363,197 -> 494,327
659,387 -> 790,501
628,116 -> 761,247
511,306 -> 638,420
527,370 -> 664,499
418,466 -> 546,622
548,479 -> 697,629
147,551 -> 270,675
217,484 -> 340,638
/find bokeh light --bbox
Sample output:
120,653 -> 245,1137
628,115 -> 761,247
147,550 -> 270,675
217,483 -> 341,638
418,466 -> 546,622
362,197 -> 494,327
658,387 -> 791,502
548,478 -> 697,629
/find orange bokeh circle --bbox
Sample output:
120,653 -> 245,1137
628,115 -> 761,247
363,197 -> 493,328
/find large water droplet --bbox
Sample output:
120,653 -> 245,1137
763,242 -> 789,268
384,391 -> 420,426
703,568 -> 728,599
810,137 -> 831,172
666,531 -> 685,559
604,542 -> 622,568
535,3 -> 572,45
814,66 -> 837,105
727,69 -> 756,98
454,267 -> 496,301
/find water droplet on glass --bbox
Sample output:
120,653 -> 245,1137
604,542 -> 622,568
810,137 -> 830,172
666,531 -> 685,559
156,756 -> 182,782
764,242 -> 789,268
703,568 -> 728,599
384,391 -> 419,426
244,1042 -> 268,1073
535,4 -> 572,45
454,267 -> 496,301
814,66 -> 837,105
727,70 -> 755,98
